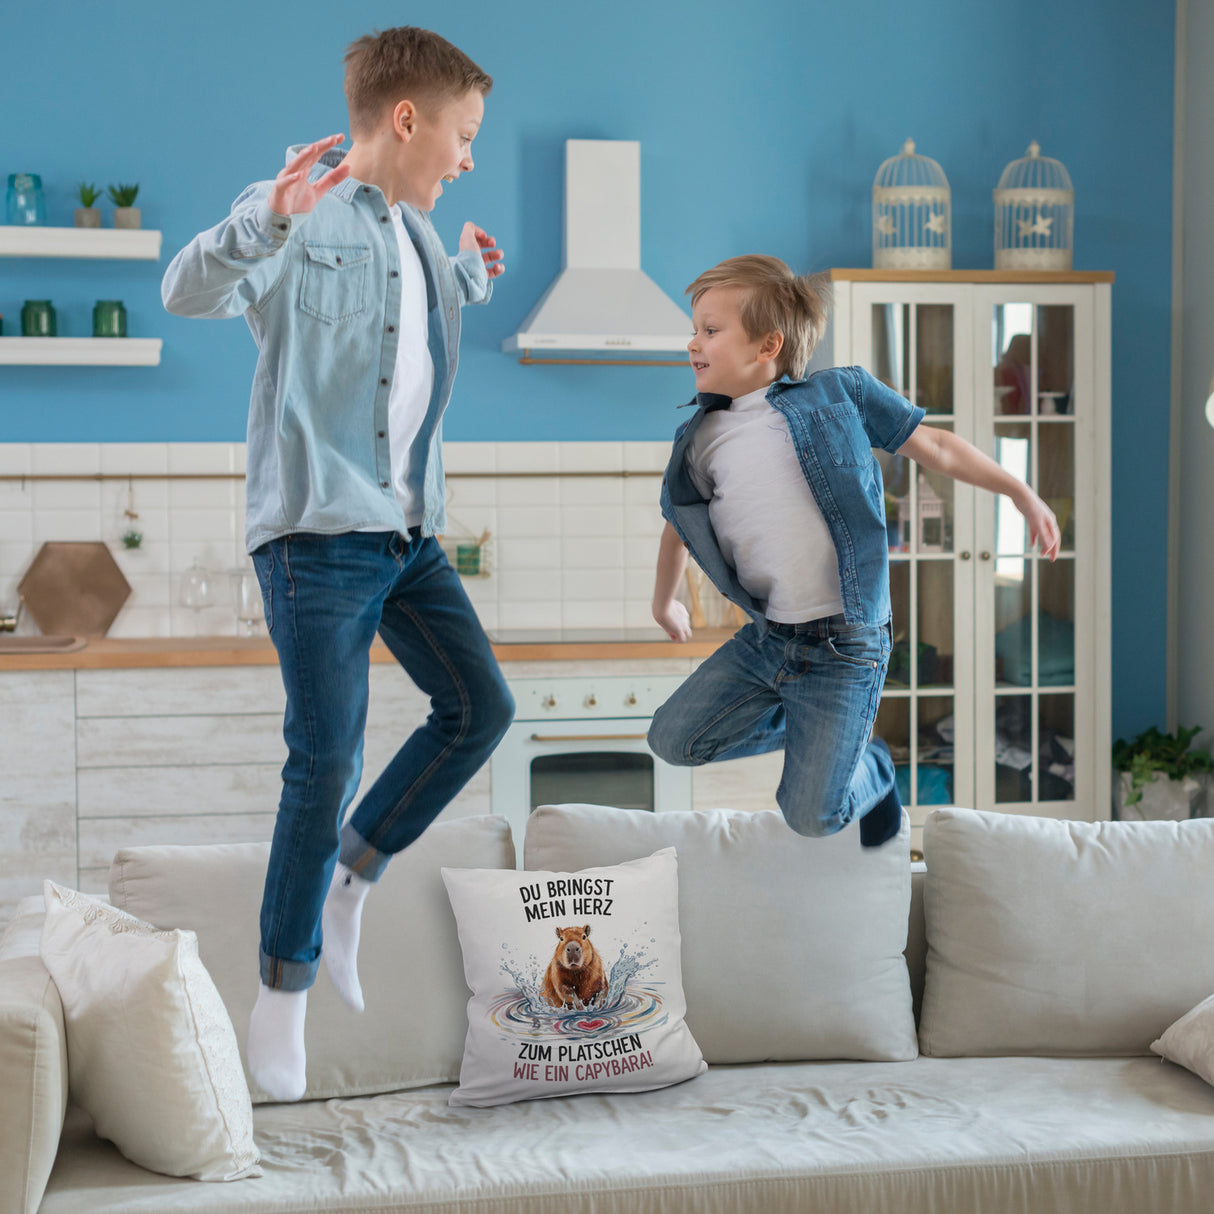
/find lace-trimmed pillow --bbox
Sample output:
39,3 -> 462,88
38,881 -> 259,1182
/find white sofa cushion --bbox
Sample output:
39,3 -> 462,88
38,882 -> 259,1182
441,847 -> 706,1107
1153,992 -> 1214,1087
523,804 -> 918,1063
0,898 -> 69,1214
108,815 -> 515,1102
919,808 -> 1214,1056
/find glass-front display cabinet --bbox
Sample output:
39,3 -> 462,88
812,271 -> 1111,849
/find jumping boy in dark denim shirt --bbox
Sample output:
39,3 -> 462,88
651,256 -> 1059,848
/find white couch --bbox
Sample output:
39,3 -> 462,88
5,804 -> 1214,1214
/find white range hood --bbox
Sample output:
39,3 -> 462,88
502,140 -> 691,357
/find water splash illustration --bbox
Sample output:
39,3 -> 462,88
492,938 -> 666,1043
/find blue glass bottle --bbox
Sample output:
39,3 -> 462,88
6,174 -> 47,226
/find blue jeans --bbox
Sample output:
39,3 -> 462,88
648,615 -> 898,842
252,530 -> 514,990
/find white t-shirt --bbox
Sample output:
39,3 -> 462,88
685,386 -> 843,624
384,208 -> 434,527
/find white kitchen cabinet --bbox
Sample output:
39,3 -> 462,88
813,270 -> 1112,844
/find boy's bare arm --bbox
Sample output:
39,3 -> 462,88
897,426 -> 1061,560
652,521 -> 693,641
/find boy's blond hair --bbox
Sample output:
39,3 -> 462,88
344,27 -> 493,136
686,256 -> 832,379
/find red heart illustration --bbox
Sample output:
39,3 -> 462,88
576,1018 -> 607,1031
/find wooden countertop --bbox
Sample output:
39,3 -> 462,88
0,631 -> 738,671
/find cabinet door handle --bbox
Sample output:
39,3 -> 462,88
960,551 -> 971,560
980,550 -> 992,561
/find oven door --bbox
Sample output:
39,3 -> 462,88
489,718 -> 692,856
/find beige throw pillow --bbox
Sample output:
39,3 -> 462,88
1152,993 -> 1214,1087
37,881 -> 259,1182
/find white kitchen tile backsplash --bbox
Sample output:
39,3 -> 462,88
0,441 -> 675,638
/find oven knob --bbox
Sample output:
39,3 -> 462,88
584,694 -> 598,708
541,695 -> 557,709
624,692 -> 638,707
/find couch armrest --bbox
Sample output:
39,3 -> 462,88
0,902 -> 69,1214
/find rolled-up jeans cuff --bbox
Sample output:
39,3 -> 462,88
259,949 -> 318,991
338,822 -> 391,882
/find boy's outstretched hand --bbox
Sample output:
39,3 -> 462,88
268,134 -> 351,216
1021,492 -> 1062,561
460,222 -> 505,278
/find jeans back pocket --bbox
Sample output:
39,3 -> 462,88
299,242 -> 371,323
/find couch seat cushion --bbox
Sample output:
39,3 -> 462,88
36,1057 -> 1214,1214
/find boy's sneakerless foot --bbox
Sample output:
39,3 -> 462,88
247,984 -> 307,1101
322,862 -> 371,1012
859,738 -> 903,848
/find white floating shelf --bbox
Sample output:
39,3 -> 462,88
0,226 -> 162,260
0,337 -> 162,366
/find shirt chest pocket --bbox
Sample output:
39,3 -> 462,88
299,243 -> 371,323
811,402 -> 874,467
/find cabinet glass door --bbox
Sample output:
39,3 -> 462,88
976,291 -> 1092,812
854,287 -> 974,832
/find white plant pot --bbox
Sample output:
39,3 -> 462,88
1113,770 -> 1204,821
74,207 -> 101,229
112,207 -> 141,230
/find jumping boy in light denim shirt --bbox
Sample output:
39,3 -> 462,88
650,256 -> 1060,849
162,27 -> 513,1101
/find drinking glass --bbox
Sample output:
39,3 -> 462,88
178,560 -> 216,635
231,569 -> 265,637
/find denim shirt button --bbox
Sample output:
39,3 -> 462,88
447,306 -> 454,319
380,216 -> 389,223
381,481 -> 389,489
378,431 -> 385,438
387,325 -> 395,333
380,377 -> 388,385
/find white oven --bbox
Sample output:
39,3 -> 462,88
489,674 -> 693,854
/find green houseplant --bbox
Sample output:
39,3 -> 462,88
74,182 -> 101,229
1112,725 -> 1213,820
107,182 -> 141,230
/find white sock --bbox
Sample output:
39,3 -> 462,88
322,862 -> 372,1012
247,984 -> 307,1102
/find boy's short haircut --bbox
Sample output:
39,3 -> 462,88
344,27 -> 493,135
686,256 -> 833,379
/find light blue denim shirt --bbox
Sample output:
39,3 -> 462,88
162,147 -> 492,552
660,366 -> 925,632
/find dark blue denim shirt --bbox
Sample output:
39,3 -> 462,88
659,366 -> 925,634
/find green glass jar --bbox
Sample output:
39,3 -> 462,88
93,300 -> 127,338
21,300 -> 56,337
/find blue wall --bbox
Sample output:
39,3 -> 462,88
0,0 -> 1174,737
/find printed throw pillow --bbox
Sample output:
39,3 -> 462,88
441,847 -> 706,1107
37,881 -> 260,1182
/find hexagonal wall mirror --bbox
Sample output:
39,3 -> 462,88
18,542 -> 131,636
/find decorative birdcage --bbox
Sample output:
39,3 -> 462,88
994,141 -> 1073,271
872,139 -> 951,270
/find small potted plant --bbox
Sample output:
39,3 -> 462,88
1112,725 -> 1213,820
74,182 -> 102,228
107,182 -> 141,229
